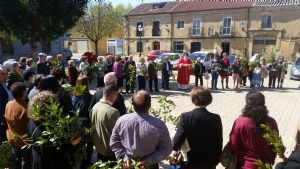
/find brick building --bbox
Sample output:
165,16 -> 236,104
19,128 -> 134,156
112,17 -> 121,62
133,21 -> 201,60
124,0 -> 300,61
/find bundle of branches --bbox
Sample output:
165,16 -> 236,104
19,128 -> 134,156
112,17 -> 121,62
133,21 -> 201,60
127,64 -> 136,87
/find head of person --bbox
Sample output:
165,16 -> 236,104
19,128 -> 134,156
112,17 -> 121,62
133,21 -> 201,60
214,55 -> 219,61
11,62 -> 20,72
256,62 -> 261,68
242,91 -> 269,132
57,54 -> 64,62
24,71 -> 35,83
0,66 -> 8,84
129,55 -> 133,61
132,90 -> 151,114
149,57 -> 155,63
28,91 -> 57,122
38,53 -> 46,62
115,56 -> 122,63
106,55 -> 112,63
272,59 -> 277,64
278,57 -> 284,64
235,58 -> 240,65
191,86 -> 212,108
164,56 -> 169,62
223,52 -> 228,58
68,60 -> 75,67
46,56 -> 53,63
183,53 -> 189,59
39,75 -> 60,94
260,58 -> 266,65
102,84 -> 119,104
33,74 -> 44,88
97,56 -> 103,63
104,72 -> 117,86
19,57 -> 27,65
81,56 -> 88,63
51,68 -> 64,85
26,58 -> 35,68
139,56 -> 145,64
10,82 -> 27,101
76,75 -> 90,94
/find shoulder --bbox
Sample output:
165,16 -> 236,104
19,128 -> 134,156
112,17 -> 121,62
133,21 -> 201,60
234,116 -> 253,127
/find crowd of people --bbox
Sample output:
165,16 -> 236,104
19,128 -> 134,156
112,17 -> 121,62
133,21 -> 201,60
0,51 -> 297,169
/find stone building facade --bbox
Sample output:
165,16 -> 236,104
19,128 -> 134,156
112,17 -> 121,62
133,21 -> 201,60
124,0 -> 300,61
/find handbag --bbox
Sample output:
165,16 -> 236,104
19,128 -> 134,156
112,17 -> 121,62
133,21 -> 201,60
220,142 -> 238,169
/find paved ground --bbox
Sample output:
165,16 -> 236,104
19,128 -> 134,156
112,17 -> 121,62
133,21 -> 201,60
115,70 -> 300,168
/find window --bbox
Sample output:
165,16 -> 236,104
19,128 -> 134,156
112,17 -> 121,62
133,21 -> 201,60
173,41 -> 184,53
136,22 -> 143,37
261,16 -> 272,28
137,41 -> 143,53
177,21 -> 184,29
192,19 -> 201,35
223,17 -> 232,35
253,39 -> 276,45
152,21 -> 160,36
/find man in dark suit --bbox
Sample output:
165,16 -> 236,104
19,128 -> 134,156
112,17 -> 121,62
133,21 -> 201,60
148,57 -> 159,92
194,58 -> 205,86
36,53 -> 50,75
88,72 -> 126,116
162,56 -> 172,90
0,67 -> 13,143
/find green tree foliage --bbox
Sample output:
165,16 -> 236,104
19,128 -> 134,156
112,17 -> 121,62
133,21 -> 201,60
72,0 -> 120,54
0,0 -> 89,56
114,3 -> 133,26
0,141 -> 14,168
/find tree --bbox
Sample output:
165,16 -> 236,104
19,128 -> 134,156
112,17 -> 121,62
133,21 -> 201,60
114,3 -> 133,26
0,0 -> 89,56
72,0 -> 122,55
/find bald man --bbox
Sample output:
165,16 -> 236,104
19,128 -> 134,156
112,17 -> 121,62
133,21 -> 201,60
110,90 -> 172,169
88,72 -> 126,116
0,67 -> 13,142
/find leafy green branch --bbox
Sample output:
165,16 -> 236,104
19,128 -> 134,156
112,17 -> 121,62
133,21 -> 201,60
255,124 -> 286,168
127,64 -> 136,88
150,96 -> 179,127
90,159 -> 140,169
0,141 -> 14,169
64,84 -> 87,96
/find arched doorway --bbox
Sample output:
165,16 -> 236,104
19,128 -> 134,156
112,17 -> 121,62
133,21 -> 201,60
191,42 -> 201,53
153,42 -> 160,50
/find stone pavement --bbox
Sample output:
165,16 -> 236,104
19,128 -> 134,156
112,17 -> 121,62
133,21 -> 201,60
118,71 -> 300,168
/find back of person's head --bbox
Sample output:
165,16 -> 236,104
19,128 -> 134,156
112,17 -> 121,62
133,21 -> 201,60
28,91 -> 57,120
26,58 -> 34,67
39,75 -> 60,93
115,56 -> 121,62
191,86 -> 212,107
76,75 -> 89,94
103,84 -> 119,98
19,57 -> 27,63
51,68 -> 64,81
242,91 -> 269,132
33,74 -> 44,88
10,82 -> 26,99
68,60 -> 75,66
104,72 -> 117,86
24,71 -> 35,81
132,90 -> 151,114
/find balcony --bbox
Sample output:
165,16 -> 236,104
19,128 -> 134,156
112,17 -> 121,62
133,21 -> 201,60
189,27 -> 204,38
152,29 -> 161,36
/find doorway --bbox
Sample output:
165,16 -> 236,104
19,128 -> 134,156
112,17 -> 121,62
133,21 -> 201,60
153,42 -> 160,50
221,42 -> 230,54
191,42 -> 201,53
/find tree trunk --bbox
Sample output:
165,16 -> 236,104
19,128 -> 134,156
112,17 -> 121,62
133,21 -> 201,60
30,40 -> 37,59
42,40 -> 51,54
94,40 -> 98,55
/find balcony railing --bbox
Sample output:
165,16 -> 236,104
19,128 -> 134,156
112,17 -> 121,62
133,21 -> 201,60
220,26 -> 235,36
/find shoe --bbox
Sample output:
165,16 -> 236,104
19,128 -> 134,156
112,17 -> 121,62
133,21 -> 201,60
150,90 -> 153,92
214,87 -> 218,90
155,90 -> 160,92
226,86 -> 230,89
166,88 -> 171,90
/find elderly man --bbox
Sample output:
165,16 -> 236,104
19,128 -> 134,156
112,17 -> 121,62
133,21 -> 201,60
110,90 -> 172,169
88,72 -> 126,116
90,85 -> 120,162
0,67 -> 13,143
36,53 -> 50,75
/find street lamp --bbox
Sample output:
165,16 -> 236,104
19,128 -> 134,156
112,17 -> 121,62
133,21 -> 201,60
138,24 -> 144,57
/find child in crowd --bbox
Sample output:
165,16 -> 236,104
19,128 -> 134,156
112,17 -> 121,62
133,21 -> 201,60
251,62 -> 262,88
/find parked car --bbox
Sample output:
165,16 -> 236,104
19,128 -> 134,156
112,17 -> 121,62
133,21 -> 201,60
190,51 -> 214,70
290,56 -> 300,80
147,50 -> 170,60
62,48 -> 73,60
156,53 -> 181,69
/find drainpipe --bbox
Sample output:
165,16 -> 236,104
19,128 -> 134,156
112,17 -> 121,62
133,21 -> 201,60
245,7 -> 250,60
170,13 -> 173,52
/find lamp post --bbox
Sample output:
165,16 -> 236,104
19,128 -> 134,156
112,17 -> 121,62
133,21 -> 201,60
138,24 -> 144,57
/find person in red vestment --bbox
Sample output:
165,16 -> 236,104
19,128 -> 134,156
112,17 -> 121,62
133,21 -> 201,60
177,53 -> 192,90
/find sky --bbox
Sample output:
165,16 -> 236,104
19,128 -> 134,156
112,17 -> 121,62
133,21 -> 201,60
108,0 -> 168,7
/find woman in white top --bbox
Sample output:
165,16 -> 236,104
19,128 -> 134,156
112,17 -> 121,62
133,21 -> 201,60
79,56 -> 89,76
136,57 -> 148,90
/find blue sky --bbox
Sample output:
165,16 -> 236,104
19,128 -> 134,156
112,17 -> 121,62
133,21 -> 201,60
108,0 -> 167,7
